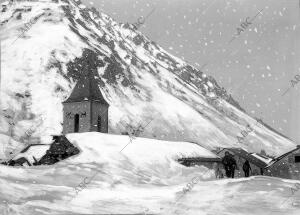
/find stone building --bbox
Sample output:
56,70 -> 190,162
265,146 -> 300,180
62,70 -> 109,134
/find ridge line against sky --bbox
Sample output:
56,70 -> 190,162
0,0 -> 299,144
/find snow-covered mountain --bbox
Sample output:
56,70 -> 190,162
0,0 -> 296,158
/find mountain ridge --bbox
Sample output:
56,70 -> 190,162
0,0 -> 296,157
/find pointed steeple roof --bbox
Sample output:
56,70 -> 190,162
63,70 -> 109,105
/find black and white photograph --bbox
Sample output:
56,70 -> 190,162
0,0 -> 300,214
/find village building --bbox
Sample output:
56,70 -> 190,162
216,148 -> 271,177
176,146 -> 274,178
62,70 -> 109,134
265,145 -> 300,180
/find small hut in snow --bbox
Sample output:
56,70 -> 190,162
265,145 -> 300,180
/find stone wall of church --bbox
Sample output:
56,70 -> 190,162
62,101 -> 91,134
90,101 -> 109,133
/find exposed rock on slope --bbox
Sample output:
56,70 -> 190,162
0,0 -> 296,157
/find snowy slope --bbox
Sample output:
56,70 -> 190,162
0,133 -> 299,215
0,133 -> 218,214
0,0 -> 296,160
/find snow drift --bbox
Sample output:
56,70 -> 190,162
0,133 -> 218,214
0,132 -> 299,215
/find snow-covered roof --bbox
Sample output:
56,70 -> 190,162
14,144 -> 50,163
65,132 -> 219,167
266,146 -> 300,168
251,153 -> 273,165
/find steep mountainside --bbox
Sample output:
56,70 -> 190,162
0,0 -> 296,157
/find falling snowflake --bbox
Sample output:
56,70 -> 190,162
293,25 -> 296,30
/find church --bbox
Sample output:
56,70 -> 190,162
62,70 -> 109,134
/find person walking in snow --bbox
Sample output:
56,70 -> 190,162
243,160 -> 252,177
229,154 -> 237,178
222,151 -> 237,178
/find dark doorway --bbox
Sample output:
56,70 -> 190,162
74,114 -> 79,132
97,116 -> 101,132
295,156 -> 300,163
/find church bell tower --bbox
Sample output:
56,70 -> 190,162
62,70 -> 109,134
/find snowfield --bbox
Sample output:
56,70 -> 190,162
0,0 -> 299,214
0,133 -> 299,215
